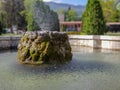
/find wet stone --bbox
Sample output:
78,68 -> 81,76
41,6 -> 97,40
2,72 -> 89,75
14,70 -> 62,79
18,31 -> 72,65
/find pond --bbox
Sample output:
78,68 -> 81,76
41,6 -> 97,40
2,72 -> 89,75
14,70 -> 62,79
0,46 -> 120,90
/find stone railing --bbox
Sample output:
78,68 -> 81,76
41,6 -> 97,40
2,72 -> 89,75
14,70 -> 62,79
0,35 -> 120,50
0,36 -> 21,49
69,35 -> 120,50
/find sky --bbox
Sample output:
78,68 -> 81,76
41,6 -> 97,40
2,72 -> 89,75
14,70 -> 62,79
43,0 -> 88,5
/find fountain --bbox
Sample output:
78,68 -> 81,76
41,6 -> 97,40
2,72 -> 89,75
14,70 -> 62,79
33,1 -> 60,31
18,31 -> 72,65
1,0 -> 120,90
17,0 -> 72,65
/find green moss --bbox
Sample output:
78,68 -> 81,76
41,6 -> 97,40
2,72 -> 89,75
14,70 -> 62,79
44,42 -> 53,55
39,42 -> 47,51
18,31 -> 72,65
21,36 -> 29,42
30,48 -> 39,62
18,48 -> 30,62
31,52 -> 39,61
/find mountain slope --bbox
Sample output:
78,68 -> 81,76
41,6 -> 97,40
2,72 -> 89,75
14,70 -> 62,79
45,2 -> 85,16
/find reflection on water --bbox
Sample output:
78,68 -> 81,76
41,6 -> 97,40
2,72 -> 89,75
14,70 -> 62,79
0,46 -> 120,90
72,45 -> 120,53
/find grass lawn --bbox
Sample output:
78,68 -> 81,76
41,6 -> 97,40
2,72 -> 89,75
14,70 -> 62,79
66,32 -> 85,35
105,32 -> 120,36
1,33 -> 21,36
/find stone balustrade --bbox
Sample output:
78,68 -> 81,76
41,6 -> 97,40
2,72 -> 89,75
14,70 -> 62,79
69,35 -> 120,50
0,36 -> 21,49
0,35 -> 120,50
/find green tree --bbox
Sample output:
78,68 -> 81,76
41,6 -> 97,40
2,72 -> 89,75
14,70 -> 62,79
65,7 -> 78,21
111,10 -> 120,22
82,0 -> 106,35
0,21 -> 2,35
0,1 -> 7,30
0,0 -> 26,32
23,0 -> 40,31
100,0 -> 120,22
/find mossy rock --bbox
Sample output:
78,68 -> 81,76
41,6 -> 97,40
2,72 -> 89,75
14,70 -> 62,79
18,31 -> 72,65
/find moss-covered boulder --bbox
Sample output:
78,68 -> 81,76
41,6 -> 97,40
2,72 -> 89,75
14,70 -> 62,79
18,31 -> 72,65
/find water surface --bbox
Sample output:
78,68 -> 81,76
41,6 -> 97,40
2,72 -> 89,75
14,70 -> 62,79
0,46 -> 120,90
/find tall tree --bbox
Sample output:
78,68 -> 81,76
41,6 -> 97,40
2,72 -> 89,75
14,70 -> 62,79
23,0 -> 40,31
82,0 -> 106,35
0,0 -> 26,32
65,6 -> 78,21
0,1 -> 7,29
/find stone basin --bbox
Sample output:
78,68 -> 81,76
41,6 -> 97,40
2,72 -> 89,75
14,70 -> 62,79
18,31 -> 72,65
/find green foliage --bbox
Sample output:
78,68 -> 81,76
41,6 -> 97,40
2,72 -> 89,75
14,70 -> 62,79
105,32 -> 120,36
0,0 -> 26,32
0,21 -> 2,35
61,25 -> 66,31
2,28 -> 6,34
65,7 -> 78,21
111,10 -> 120,22
0,1 -> 7,29
82,0 -> 106,35
27,20 -> 39,31
100,0 -> 120,22
23,0 -> 40,31
66,32 -> 86,35
0,11 -> 6,34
